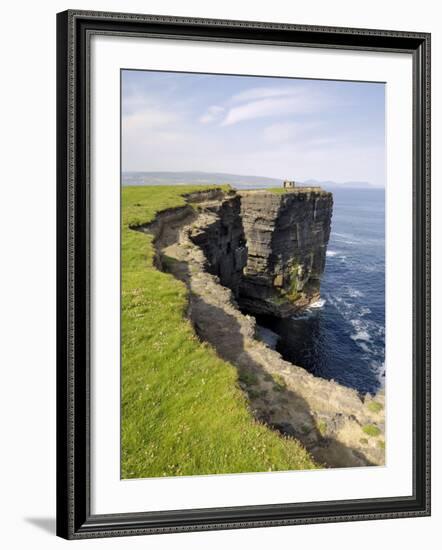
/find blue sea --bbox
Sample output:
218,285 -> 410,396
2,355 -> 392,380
259,188 -> 385,395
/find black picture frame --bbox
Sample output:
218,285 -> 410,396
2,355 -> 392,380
56,9 -> 431,539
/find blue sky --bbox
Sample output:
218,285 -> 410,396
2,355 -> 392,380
122,70 -> 385,186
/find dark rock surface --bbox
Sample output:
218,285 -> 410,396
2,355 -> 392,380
189,194 -> 247,296
239,190 -> 333,316
187,188 -> 333,317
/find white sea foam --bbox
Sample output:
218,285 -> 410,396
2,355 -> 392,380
311,281 -> 385,390
328,295 -> 384,365
333,232 -> 378,246
358,342 -> 371,353
350,319 -> 371,338
350,329 -> 371,342
347,287 -> 364,298
309,298 -> 326,309
371,360 -> 386,387
361,265 -> 379,273
291,298 -> 327,320
333,232 -> 358,245
326,250 -> 338,257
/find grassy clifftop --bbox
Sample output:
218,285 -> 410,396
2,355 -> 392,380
121,185 -> 317,478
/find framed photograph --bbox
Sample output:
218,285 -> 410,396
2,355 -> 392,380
56,10 -> 430,539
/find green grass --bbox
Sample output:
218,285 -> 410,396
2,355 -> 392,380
121,185 -> 317,478
367,401 -> 383,414
272,373 -> 287,392
268,188 -> 291,194
285,263 -> 301,302
362,424 -> 381,437
317,421 -> 328,436
238,370 -> 259,387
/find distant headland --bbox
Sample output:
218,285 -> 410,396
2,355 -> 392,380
122,171 -> 380,190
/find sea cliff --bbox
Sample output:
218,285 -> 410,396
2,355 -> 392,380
136,186 -> 385,468
239,189 -> 333,316
188,188 -> 333,317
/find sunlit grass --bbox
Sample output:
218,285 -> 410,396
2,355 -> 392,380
121,185 -> 318,478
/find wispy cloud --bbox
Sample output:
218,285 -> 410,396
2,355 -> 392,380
230,86 -> 297,102
122,95 -> 199,171
199,105 -> 225,124
198,86 -> 332,127
123,107 -> 178,133
121,70 -> 385,186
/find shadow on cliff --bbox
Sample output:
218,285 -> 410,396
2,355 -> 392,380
160,252 -> 373,470
138,190 -> 376,470
190,289 -> 373,469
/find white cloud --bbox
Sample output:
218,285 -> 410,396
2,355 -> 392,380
220,88 -> 329,126
123,107 -> 178,134
199,105 -> 224,124
121,75 -> 384,185
122,102 -> 198,171
197,86 -> 333,128
230,86 -> 296,103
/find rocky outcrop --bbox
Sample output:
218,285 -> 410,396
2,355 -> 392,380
239,190 -> 333,316
136,188 -> 385,468
188,193 -> 247,296
183,188 -> 333,317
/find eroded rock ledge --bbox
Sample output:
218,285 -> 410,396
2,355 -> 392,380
135,188 -> 385,468
240,190 -> 333,316
188,188 -> 333,317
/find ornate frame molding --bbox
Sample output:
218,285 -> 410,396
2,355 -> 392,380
56,10 -> 430,539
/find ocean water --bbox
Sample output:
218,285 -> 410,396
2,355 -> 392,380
258,188 -> 385,395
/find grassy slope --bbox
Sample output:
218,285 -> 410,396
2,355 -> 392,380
122,185 -> 317,478
267,188 -> 291,194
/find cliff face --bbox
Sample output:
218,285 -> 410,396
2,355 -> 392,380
188,193 -> 247,296
188,188 -> 333,317
239,189 -> 333,316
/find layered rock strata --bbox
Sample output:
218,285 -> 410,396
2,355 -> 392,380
188,193 -> 247,297
239,190 -> 333,316
183,189 -> 333,317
